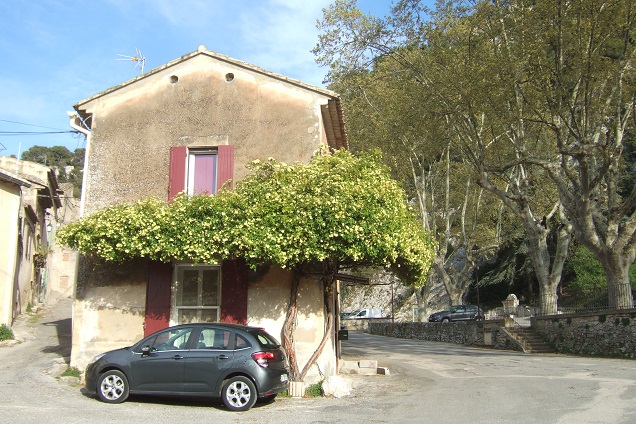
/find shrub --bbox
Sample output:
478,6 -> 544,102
304,380 -> 324,397
0,324 -> 14,341
61,367 -> 81,378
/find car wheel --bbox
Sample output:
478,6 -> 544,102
442,317 -> 450,323
222,376 -> 257,411
97,370 -> 129,404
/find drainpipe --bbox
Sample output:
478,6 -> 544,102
67,111 -> 91,217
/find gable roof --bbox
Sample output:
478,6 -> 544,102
73,46 -> 348,150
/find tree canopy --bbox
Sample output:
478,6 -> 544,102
58,149 -> 435,286
314,0 -> 636,310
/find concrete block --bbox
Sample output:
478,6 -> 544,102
358,359 -> 378,369
377,367 -> 390,375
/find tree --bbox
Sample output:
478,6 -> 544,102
21,145 -> 84,194
327,45 -> 510,317
58,149 -> 435,381
315,0 -> 573,314
315,0 -> 636,311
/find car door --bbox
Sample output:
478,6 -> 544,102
452,306 -> 467,320
182,327 -> 235,393
129,327 -> 193,392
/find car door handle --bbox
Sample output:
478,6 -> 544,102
171,355 -> 184,360
217,355 -> 230,360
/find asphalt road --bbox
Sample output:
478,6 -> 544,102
1,298 -> 635,423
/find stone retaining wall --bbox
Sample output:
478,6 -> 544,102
368,320 -> 523,352
532,309 -> 636,359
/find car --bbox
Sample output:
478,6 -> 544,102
84,323 -> 289,411
428,305 -> 484,322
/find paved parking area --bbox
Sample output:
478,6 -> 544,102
2,300 -> 635,423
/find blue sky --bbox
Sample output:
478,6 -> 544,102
0,0 -> 396,159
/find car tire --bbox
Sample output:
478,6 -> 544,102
97,370 -> 129,404
222,376 -> 257,412
442,317 -> 450,323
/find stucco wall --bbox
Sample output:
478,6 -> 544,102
247,266 -> 335,383
532,309 -> 636,359
71,257 -> 147,368
78,54 -> 330,214
0,182 -> 22,326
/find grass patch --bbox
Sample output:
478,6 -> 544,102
0,324 -> 14,341
304,380 -> 324,397
61,367 -> 81,378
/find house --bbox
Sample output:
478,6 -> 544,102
0,158 -> 64,327
68,45 -> 348,383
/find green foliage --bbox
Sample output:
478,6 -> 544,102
598,315 -> 606,324
0,324 -> 14,341
61,367 -> 81,378
20,145 -> 84,194
58,150 -> 435,286
565,244 -> 636,299
304,380 -> 324,397
62,367 -> 81,377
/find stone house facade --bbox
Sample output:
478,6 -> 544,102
68,46 -> 348,382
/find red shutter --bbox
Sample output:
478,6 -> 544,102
169,146 -> 187,201
144,262 -> 173,336
217,145 -> 234,191
220,259 -> 248,324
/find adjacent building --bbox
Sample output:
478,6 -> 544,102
0,158 -> 66,327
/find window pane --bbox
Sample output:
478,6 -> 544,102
149,328 -> 192,351
178,309 -> 198,324
235,335 -> 251,350
193,154 -> 217,195
177,308 -> 219,324
201,269 -> 219,306
199,328 -> 230,350
180,270 -> 199,306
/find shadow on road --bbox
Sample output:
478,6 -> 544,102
41,317 -> 72,364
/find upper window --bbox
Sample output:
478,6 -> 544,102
169,145 -> 234,201
187,149 -> 218,195
173,264 -> 221,324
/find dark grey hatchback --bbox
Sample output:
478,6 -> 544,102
85,323 -> 289,411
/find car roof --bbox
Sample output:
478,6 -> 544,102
156,323 -> 268,332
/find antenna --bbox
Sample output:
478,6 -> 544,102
117,48 -> 146,73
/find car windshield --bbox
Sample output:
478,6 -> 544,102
249,329 -> 281,349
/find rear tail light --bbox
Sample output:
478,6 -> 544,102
252,351 -> 276,368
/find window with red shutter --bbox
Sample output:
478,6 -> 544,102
168,145 -> 234,201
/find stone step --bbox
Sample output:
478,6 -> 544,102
507,328 -> 555,353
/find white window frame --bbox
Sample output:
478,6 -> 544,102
171,263 -> 221,325
186,148 -> 218,196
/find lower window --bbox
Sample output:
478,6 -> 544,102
173,264 -> 220,324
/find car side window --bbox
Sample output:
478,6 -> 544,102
147,327 -> 193,352
235,334 -> 251,350
197,328 -> 231,350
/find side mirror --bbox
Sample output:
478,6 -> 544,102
141,345 -> 151,357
